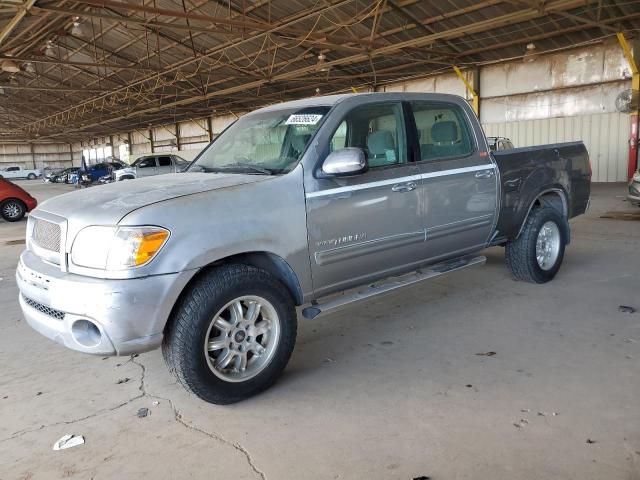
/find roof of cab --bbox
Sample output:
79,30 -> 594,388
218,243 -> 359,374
253,93 -> 359,113
251,92 -> 467,115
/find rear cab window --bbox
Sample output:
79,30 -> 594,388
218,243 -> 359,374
410,102 -> 474,161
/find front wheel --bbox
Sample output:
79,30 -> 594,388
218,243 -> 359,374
1,199 -> 26,222
505,207 -> 566,283
162,264 -> 297,404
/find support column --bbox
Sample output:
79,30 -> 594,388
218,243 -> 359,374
453,65 -> 479,117
68,143 -> 73,165
206,117 -> 213,142
127,132 -> 133,156
617,32 -> 639,179
29,143 -> 36,169
149,128 -> 155,153
175,123 -> 181,151
472,66 -> 480,120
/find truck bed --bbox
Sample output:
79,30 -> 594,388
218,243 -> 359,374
491,141 -> 591,244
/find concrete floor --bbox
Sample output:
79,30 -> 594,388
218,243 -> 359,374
0,181 -> 639,480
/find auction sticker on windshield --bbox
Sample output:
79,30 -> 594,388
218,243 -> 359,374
285,114 -> 323,125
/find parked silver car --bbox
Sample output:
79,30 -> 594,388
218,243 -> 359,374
17,92 -> 591,404
115,154 -> 189,181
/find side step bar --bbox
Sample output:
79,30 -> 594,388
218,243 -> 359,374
302,255 -> 486,319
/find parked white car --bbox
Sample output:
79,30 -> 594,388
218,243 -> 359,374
0,166 -> 41,180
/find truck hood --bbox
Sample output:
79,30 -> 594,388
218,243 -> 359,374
36,172 -> 273,226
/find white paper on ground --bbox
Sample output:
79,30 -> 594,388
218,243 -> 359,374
53,434 -> 85,451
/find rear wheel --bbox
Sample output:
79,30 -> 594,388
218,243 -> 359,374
505,207 -> 566,283
162,264 -> 297,404
27,173 -> 36,180
1,199 -> 26,222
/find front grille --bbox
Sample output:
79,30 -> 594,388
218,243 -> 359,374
23,296 -> 65,320
32,219 -> 61,253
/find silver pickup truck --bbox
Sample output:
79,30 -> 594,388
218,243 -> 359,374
17,93 -> 591,404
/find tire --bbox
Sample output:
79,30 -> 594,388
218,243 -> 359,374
1,199 -> 26,222
162,264 -> 297,404
505,207 -> 566,283
27,173 -> 36,180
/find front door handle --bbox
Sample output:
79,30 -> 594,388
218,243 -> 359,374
475,170 -> 495,179
392,181 -> 417,192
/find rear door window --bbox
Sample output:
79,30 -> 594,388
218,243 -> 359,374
410,102 -> 474,161
158,156 -> 172,167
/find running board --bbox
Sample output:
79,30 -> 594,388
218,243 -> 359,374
302,255 -> 486,319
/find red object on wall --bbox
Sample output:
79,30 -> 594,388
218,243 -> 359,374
630,114 -> 639,180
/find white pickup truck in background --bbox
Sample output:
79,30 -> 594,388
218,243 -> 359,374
0,166 -> 42,180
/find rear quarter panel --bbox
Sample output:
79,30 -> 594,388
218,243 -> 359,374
493,141 -> 591,241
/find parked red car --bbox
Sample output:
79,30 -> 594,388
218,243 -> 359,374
0,178 -> 37,222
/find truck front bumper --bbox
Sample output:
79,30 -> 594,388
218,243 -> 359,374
16,250 -> 195,356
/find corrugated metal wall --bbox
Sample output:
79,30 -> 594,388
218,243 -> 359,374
0,142 -> 73,170
483,112 -> 629,182
377,41 -> 632,182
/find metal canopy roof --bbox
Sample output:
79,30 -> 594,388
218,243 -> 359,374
0,0 -> 638,142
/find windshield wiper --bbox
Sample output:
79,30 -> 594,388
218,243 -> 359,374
217,162 -> 275,175
188,164 -> 216,172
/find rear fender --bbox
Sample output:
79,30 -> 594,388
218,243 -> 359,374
517,188 -> 570,244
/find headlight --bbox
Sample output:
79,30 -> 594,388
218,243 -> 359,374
71,226 -> 170,270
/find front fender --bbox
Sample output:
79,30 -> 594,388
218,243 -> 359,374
119,164 -> 314,301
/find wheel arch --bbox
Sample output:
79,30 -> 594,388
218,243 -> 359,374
516,188 -> 570,241
1,197 -> 27,208
172,251 -> 304,311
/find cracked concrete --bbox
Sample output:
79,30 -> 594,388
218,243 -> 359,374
1,181 -> 639,480
130,356 -> 267,480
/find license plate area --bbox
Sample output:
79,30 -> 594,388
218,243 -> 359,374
18,261 -> 52,292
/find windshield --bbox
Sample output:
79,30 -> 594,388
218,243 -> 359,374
189,106 -> 330,175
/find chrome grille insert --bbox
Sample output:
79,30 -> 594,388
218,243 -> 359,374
23,296 -> 65,320
32,219 -> 61,253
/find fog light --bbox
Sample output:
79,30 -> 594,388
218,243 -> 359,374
71,320 -> 102,347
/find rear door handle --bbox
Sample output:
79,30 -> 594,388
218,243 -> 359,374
391,181 -> 417,192
475,170 -> 495,179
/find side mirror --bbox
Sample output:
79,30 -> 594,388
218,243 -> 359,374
321,148 -> 368,176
